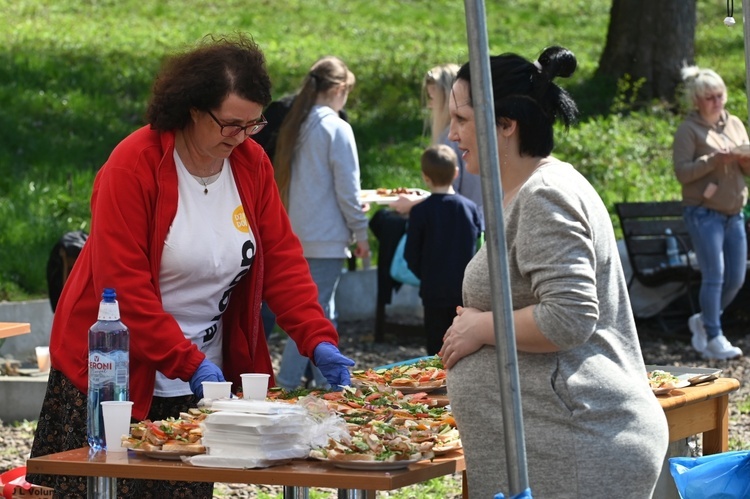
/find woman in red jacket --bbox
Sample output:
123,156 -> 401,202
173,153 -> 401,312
27,33 -> 353,498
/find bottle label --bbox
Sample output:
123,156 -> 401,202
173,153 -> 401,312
89,351 -> 128,386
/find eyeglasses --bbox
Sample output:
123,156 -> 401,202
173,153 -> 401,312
701,93 -> 724,103
207,110 -> 267,137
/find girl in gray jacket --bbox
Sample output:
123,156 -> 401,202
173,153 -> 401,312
274,56 -> 369,389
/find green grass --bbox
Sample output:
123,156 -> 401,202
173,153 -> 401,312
0,0 -> 748,299
729,394 -> 750,450
213,475 -> 463,498
738,395 -> 750,415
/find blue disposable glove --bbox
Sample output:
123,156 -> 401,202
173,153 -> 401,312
313,342 -> 355,389
189,358 -> 226,399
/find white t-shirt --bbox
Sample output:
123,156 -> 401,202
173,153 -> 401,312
154,152 -> 256,397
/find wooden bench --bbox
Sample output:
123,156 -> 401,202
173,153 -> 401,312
615,201 -> 700,330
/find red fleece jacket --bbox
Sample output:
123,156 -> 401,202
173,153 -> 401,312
49,126 -> 338,420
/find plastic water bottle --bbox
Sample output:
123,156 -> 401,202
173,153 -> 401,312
87,288 -> 129,451
665,229 -> 680,267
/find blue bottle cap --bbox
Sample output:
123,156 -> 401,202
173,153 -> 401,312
102,288 -> 117,303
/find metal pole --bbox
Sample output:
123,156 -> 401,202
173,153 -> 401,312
283,485 -> 309,499
337,489 -> 376,499
463,0 -> 530,495
743,0 -> 750,126
87,476 -> 116,499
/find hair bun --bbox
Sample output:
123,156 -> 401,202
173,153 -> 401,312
537,46 -> 577,79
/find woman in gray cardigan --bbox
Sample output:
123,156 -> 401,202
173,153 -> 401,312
439,46 -> 669,498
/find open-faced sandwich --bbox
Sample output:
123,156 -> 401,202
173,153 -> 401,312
431,425 -> 462,455
352,357 -> 446,390
121,407 -> 209,454
310,419 -> 434,463
647,369 -> 680,390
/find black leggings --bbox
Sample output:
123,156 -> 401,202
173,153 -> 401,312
423,305 -> 457,355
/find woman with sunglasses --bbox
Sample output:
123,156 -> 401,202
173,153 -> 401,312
272,56 -> 370,391
673,65 -> 749,360
28,34 -> 354,498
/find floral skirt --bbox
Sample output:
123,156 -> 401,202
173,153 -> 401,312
26,367 -> 213,498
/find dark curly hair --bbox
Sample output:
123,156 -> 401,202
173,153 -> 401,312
456,46 -> 579,157
147,33 -> 272,131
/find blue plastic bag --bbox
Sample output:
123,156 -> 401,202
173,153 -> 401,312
389,233 -> 420,287
670,450 -> 750,499
495,488 -> 533,499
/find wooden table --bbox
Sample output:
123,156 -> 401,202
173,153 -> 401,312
25,378 -> 739,498
656,377 -> 740,454
0,322 -> 30,339
27,447 -> 466,499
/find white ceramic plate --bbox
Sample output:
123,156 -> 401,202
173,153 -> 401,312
651,380 -> 690,395
732,144 -> 750,156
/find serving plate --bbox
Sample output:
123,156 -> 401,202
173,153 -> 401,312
130,447 -> 205,460
351,379 -> 446,394
359,189 -> 429,205
393,383 -> 446,394
645,365 -> 722,386
433,442 -> 463,456
317,457 -> 421,471
651,380 -> 690,395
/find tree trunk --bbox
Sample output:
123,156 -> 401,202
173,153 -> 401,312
596,0 -> 696,102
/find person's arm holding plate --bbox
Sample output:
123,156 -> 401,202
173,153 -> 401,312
389,193 -> 426,216
730,127 -> 750,173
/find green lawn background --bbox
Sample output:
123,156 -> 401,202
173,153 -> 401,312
0,0 -> 747,298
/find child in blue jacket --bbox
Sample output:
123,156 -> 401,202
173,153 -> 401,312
404,144 -> 483,354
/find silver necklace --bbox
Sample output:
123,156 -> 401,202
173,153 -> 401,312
191,170 -> 222,195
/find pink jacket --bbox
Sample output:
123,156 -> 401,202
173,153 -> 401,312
50,126 -> 338,420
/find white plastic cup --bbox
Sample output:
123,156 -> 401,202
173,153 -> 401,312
35,346 -> 50,373
100,401 -> 134,453
202,381 -> 232,400
241,373 -> 270,400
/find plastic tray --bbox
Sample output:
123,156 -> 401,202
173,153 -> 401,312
645,365 -> 722,385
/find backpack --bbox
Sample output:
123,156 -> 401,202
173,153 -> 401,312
389,232 -> 420,287
46,230 -> 88,311
253,95 -> 349,160
252,95 -> 295,159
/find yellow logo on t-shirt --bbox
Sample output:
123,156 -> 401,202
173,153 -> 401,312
233,206 -> 249,233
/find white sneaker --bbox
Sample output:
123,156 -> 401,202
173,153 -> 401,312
702,335 -> 743,360
688,313 -> 707,352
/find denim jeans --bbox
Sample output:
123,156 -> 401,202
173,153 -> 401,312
261,301 -> 276,340
276,258 -> 343,390
683,206 -> 747,338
